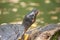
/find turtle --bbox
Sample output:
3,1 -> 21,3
0,9 -> 39,40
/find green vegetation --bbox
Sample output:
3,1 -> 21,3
0,0 -> 60,26
50,30 -> 60,40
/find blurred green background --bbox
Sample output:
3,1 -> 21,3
0,0 -> 60,26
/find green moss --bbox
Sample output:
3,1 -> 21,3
50,30 -> 60,40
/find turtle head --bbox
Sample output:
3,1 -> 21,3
22,9 -> 38,30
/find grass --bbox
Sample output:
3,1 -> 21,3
0,0 -> 60,26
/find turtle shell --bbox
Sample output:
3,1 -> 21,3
0,24 -> 25,40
